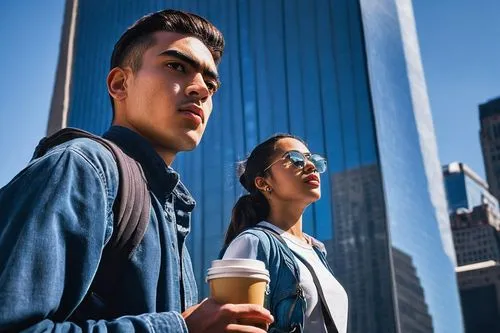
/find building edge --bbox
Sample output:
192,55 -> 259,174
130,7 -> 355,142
47,0 -> 78,135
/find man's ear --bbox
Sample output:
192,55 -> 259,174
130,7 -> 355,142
107,67 -> 129,103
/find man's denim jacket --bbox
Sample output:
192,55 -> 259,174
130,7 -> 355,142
0,126 -> 197,332
221,226 -> 333,333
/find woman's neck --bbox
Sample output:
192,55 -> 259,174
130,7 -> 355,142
267,206 -> 305,239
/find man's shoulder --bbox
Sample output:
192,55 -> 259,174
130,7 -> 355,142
0,136 -> 120,213
45,136 -> 112,157
44,136 -> 113,161
34,137 -> 119,182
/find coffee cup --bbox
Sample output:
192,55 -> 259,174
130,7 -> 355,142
206,258 -> 270,305
206,259 -> 270,327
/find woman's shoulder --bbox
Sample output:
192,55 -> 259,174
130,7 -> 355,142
223,231 -> 266,261
223,225 -> 287,260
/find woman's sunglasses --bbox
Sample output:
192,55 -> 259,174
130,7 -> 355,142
263,150 -> 327,174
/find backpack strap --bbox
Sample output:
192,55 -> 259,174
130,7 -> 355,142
247,226 -> 305,333
34,127 -> 151,319
252,226 -> 301,280
293,254 -> 339,333
34,127 -> 150,258
255,225 -> 339,333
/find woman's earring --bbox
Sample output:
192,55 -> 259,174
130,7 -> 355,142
265,187 -> 272,193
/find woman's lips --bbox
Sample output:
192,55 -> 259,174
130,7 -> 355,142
304,174 -> 320,187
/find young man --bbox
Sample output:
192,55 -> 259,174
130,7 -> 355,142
0,9 -> 272,333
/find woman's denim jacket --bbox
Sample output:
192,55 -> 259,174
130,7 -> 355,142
221,226 -> 334,333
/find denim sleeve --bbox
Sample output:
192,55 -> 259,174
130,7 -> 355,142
0,142 -> 188,333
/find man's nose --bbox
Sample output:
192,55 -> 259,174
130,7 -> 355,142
185,73 -> 209,101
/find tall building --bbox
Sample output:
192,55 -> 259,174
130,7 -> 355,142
443,162 -> 500,331
456,261 -> 500,333
49,0 -> 463,332
330,164 -> 394,332
392,248 -> 434,333
479,96 -> 500,200
443,162 -> 500,266
449,205 -> 500,266
47,0 -> 77,135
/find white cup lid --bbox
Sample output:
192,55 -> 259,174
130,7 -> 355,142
206,259 -> 270,282
210,259 -> 267,269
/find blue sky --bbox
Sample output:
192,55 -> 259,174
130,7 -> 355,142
0,0 -> 499,187
413,0 -> 500,178
0,0 -> 64,187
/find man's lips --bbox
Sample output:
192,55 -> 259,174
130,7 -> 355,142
179,103 -> 204,123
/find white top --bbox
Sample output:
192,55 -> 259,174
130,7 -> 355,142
223,222 -> 348,333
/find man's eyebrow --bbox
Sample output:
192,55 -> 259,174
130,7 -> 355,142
158,49 -> 220,83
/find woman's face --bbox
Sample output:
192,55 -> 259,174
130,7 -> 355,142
260,138 -> 322,205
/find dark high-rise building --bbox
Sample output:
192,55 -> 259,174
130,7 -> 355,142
331,164 -> 393,332
392,248 -> 434,333
456,261 -> 500,333
479,96 -> 500,200
443,163 -> 500,331
449,205 -> 500,266
49,0 -> 464,332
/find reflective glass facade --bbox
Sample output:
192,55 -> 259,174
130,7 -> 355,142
443,162 -> 499,213
54,0 -> 464,332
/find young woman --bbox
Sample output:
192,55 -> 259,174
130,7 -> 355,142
221,134 -> 348,333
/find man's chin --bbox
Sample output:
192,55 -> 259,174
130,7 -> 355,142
181,143 -> 198,152
157,130 -> 204,153
178,133 -> 202,152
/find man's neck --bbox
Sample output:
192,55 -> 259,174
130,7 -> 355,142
111,121 -> 177,166
152,145 -> 176,166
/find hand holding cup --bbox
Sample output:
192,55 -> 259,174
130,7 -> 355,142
183,298 -> 273,332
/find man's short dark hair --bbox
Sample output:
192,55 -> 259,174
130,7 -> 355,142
109,9 -> 225,112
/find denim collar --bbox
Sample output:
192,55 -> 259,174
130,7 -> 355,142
103,126 -> 195,213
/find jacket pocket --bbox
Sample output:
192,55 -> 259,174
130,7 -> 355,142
270,284 -> 305,333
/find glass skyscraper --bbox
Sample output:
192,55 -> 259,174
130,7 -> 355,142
443,162 -> 499,213
49,0 -> 464,332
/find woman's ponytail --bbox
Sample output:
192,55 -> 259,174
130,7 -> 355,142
223,192 -> 270,245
